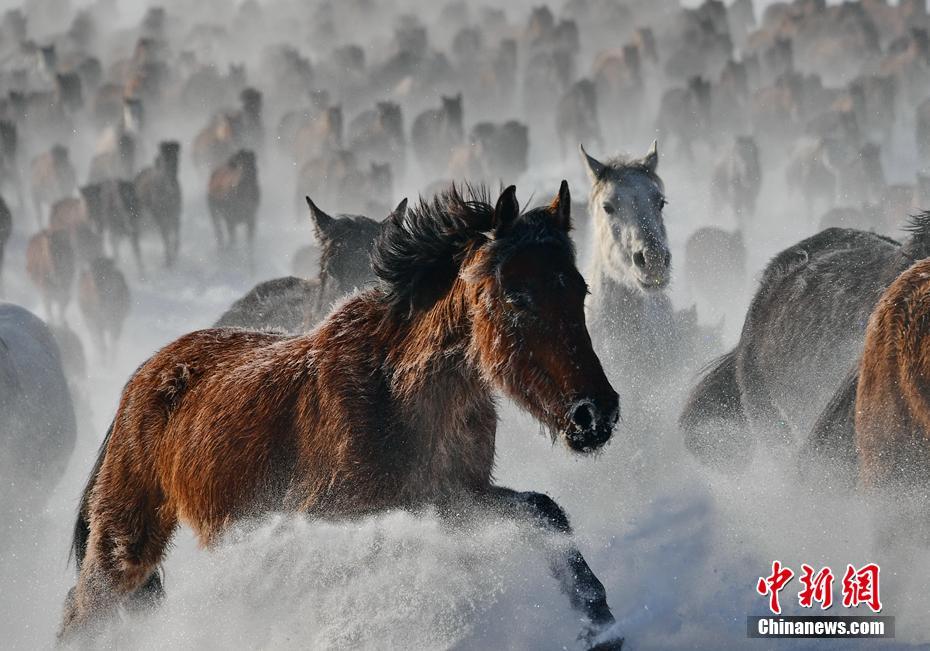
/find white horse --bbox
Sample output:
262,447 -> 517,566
581,142 -> 715,425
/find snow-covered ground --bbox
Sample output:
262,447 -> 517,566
1,1 -> 929,649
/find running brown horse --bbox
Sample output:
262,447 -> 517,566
60,183 -> 623,650
855,256 -> 930,490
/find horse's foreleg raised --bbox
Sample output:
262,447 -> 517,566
484,487 -> 621,650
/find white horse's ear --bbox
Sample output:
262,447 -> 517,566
579,143 -> 607,182
643,139 -> 659,173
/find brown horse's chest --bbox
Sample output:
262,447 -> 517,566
397,380 -> 497,500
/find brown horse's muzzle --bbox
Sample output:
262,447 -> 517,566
564,391 -> 620,453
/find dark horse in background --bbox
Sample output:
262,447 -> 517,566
213,196 -> 392,333
60,183 -> 624,650
681,215 -> 930,474
0,303 -> 76,515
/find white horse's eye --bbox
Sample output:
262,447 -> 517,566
602,203 -> 616,215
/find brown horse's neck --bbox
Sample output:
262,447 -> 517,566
381,277 -> 483,402
377,277 -> 497,491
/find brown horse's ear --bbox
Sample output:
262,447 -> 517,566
493,185 -> 519,234
580,143 -> 607,182
550,180 -> 571,231
306,196 -> 334,240
643,139 -> 659,173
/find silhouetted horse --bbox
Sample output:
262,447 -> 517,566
411,94 -> 463,176
26,227 -> 75,323
30,145 -> 76,227
0,303 -> 76,514
134,141 -> 181,267
683,216 -> 930,474
711,136 -> 762,226
214,197 -> 390,332
60,184 -> 623,650
78,257 -> 131,360
684,226 -> 747,322
207,149 -> 260,268
81,180 -> 143,276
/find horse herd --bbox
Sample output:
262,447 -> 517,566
36,143 -> 930,648
2,0 -> 930,647
5,110 -> 930,651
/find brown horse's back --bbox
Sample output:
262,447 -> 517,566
856,257 -> 930,488
97,328 -> 307,543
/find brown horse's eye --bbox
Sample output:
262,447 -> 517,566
602,203 -> 616,215
507,291 -> 535,310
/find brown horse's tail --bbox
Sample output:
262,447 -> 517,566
679,348 -> 752,473
70,420 -> 113,570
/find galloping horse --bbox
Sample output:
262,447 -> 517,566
580,141 -> 711,430
60,183 -> 623,649
213,196 -> 390,333
684,216 -> 930,474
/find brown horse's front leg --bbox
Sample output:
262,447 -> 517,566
483,486 -> 622,651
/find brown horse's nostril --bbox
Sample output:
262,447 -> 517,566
570,401 -> 596,430
633,251 -> 646,268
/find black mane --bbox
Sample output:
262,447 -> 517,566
372,183 -> 575,314
372,184 -> 493,313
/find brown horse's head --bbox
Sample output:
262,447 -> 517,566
373,182 -> 618,452
464,183 -> 619,452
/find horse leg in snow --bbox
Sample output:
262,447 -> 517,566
170,222 -> 180,266
59,473 -> 178,639
247,218 -> 255,274
226,218 -> 237,250
124,572 -> 165,613
159,220 -> 172,267
680,350 -> 754,473
32,193 -> 43,228
211,210 -> 225,250
482,487 -> 621,650
737,343 -> 793,447
802,368 -> 859,489
130,233 -> 145,279
41,293 -> 53,322
159,217 -> 180,268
